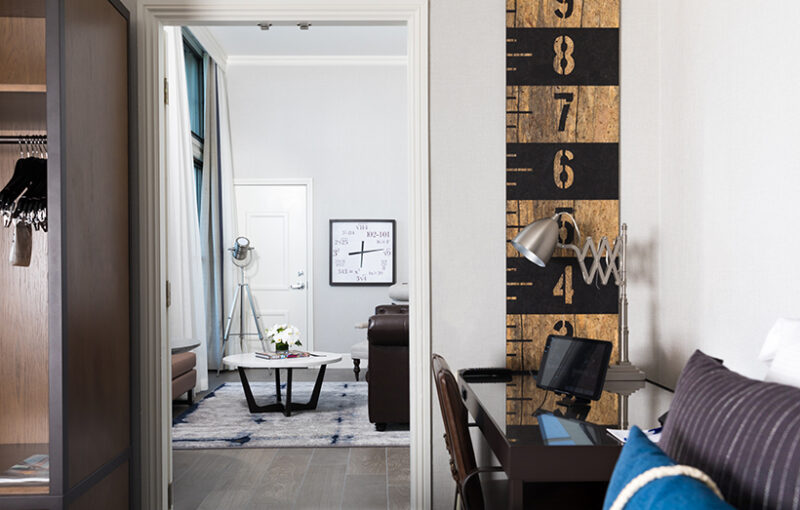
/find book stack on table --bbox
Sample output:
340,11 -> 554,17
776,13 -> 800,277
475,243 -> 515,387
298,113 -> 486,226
255,351 -> 311,360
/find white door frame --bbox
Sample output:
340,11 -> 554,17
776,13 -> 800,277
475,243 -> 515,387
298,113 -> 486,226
135,2 -> 431,509
233,178 -> 315,351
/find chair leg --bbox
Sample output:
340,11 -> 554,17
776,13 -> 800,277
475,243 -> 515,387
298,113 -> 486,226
353,358 -> 361,381
453,486 -> 459,510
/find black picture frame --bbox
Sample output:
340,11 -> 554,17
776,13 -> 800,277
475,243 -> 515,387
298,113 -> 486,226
329,219 -> 396,286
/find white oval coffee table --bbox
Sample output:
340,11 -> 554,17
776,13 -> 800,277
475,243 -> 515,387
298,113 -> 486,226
222,352 -> 342,416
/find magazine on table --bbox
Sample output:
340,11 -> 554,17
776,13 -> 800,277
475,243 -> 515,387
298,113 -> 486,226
0,454 -> 49,485
606,427 -> 662,444
255,350 -> 311,360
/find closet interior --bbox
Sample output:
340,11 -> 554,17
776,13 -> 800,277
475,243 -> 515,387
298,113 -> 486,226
0,0 -> 49,497
0,0 -> 131,508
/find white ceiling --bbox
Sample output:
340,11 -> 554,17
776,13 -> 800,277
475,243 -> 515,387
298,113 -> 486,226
199,24 -> 407,57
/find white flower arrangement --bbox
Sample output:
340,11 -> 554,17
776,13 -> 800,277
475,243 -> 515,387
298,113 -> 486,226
266,324 -> 301,350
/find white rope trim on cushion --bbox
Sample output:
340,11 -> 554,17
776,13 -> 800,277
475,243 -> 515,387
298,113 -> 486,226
609,464 -> 725,510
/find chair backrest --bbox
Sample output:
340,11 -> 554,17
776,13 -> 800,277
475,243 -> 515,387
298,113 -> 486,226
432,354 -> 484,510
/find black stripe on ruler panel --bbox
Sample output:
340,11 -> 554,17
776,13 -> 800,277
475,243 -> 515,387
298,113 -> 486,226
507,28 -> 619,86
507,143 -> 618,200
506,256 -> 619,315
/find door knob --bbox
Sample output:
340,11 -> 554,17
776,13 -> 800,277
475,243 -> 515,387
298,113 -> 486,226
290,282 -> 306,290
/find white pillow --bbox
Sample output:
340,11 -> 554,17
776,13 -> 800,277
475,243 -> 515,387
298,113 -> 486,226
759,318 -> 800,388
388,282 -> 409,303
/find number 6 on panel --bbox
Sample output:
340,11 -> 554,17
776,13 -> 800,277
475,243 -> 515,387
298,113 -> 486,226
553,149 -> 574,189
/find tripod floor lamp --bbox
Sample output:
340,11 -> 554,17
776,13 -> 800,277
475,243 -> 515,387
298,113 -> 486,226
511,212 -> 645,381
219,236 -> 266,374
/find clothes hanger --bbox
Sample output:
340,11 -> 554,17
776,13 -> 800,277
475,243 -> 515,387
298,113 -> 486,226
12,160 -> 47,229
0,135 -> 48,229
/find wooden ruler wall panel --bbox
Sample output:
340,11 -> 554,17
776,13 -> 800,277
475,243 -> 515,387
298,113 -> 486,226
506,0 -> 621,425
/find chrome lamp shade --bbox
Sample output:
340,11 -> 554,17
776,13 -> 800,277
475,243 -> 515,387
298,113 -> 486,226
231,236 -> 251,261
511,215 -> 560,267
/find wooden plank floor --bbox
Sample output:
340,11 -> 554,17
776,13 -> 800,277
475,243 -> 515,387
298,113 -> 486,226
173,447 -> 409,510
173,369 -> 408,509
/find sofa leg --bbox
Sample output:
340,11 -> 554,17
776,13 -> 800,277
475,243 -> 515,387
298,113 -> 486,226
187,389 -> 194,405
353,359 -> 361,381
375,423 -> 387,432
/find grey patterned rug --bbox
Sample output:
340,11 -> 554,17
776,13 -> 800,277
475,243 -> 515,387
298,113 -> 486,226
172,381 -> 410,449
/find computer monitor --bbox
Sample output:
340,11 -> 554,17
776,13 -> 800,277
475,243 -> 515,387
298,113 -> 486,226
536,335 -> 613,401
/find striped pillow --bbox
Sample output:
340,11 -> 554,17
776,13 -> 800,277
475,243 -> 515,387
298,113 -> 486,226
660,350 -> 800,510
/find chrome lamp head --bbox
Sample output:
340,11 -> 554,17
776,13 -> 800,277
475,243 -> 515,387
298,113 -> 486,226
231,236 -> 251,261
510,214 -> 560,267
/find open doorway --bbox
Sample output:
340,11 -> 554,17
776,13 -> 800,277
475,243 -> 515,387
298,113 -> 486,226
163,21 -> 412,509
135,5 -> 430,508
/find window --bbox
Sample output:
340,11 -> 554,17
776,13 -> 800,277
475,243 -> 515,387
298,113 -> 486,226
183,29 -> 205,220
194,158 -> 203,220
183,31 -> 204,141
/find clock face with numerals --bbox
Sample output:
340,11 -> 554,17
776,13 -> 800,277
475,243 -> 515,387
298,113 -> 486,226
329,220 -> 396,285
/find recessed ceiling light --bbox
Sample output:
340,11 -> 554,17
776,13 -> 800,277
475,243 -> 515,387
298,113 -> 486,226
258,22 -> 272,30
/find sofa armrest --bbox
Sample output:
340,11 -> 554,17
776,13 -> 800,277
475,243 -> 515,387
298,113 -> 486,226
375,304 -> 409,315
368,314 -> 409,347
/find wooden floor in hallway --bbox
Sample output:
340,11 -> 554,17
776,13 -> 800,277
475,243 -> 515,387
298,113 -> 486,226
173,447 -> 410,510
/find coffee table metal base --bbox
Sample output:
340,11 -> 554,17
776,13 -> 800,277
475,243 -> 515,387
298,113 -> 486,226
237,365 -> 327,416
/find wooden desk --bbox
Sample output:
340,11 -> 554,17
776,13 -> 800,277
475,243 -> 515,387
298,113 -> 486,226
458,371 -> 673,509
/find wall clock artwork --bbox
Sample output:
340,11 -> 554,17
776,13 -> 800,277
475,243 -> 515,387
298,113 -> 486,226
330,220 -> 396,286
505,0 -> 621,426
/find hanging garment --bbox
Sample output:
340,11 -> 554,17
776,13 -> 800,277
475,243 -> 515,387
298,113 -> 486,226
10,219 -> 32,267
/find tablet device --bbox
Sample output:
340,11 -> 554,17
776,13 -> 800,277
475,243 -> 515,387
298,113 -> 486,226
536,335 -> 613,401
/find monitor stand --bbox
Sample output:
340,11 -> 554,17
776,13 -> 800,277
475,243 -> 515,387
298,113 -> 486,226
554,395 -> 592,421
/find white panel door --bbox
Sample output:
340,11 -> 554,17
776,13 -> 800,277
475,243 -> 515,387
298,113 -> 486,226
233,183 -> 311,350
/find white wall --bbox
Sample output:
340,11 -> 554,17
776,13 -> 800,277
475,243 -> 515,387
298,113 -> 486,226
624,1 -> 800,387
429,0 -> 506,507
225,62 -> 408,354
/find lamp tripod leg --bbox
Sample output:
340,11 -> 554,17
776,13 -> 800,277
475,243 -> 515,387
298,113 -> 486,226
220,283 -> 243,375
239,279 -> 246,352
244,283 -> 267,351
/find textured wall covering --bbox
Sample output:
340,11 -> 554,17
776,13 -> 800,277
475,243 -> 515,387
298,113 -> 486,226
506,0 -> 621,425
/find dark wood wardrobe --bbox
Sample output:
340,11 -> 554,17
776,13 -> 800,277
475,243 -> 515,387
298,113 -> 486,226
0,0 -> 131,508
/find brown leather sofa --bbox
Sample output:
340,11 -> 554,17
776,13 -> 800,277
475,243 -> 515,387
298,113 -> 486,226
172,351 -> 197,404
366,304 -> 409,431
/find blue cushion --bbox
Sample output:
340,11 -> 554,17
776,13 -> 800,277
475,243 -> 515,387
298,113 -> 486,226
603,427 -> 735,510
